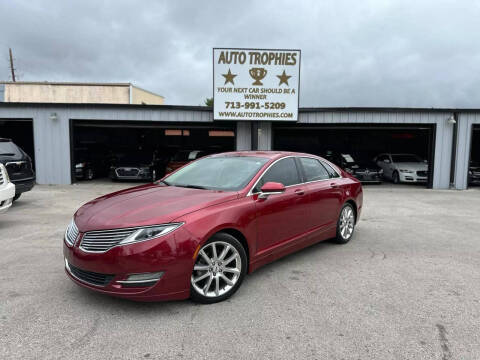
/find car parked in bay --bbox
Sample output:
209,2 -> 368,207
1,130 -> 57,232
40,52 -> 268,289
74,147 -> 109,181
64,151 -> 363,303
0,138 -> 35,201
375,153 -> 428,183
165,150 -> 209,174
325,151 -> 382,183
109,151 -> 164,182
468,160 -> 480,185
0,163 -> 15,214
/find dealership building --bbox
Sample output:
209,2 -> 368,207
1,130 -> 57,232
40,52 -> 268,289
0,101 -> 479,190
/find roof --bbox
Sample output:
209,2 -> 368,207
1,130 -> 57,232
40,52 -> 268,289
0,102 -> 479,112
211,151 -> 315,159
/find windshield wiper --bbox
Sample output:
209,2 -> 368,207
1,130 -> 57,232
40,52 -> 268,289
157,180 -> 170,186
175,184 -> 208,190
0,153 -> 15,156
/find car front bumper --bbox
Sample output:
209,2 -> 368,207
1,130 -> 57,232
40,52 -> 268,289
63,226 -> 196,301
0,182 -> 15,214
398,172 -> 427,183
12,177 -> 35,194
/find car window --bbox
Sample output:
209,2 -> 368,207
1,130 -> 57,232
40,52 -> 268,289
0,141 -> 22,157
253,157 -> 300,192
299,157 -> 329,182
322,162 -> 340,178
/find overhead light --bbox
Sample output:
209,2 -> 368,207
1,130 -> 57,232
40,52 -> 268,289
447,115 -> 456,125
49,112 -> 58,121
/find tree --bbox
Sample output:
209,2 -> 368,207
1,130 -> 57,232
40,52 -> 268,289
204,97 -> 213,107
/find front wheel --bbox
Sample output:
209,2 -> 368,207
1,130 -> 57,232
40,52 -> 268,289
12,194 -> 21,202
190,233 -> 247,304
333,203 -> 356,244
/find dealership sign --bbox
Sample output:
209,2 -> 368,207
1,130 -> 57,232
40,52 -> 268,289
213,48 -> 300,121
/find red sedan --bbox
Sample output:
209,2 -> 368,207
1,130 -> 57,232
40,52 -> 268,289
64,151 -> 363,303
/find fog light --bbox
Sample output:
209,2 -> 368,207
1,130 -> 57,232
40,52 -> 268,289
117,272 -> 164,287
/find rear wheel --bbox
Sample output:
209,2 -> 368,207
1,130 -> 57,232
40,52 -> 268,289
190,233 -> 247,304
333,203 -> 356,244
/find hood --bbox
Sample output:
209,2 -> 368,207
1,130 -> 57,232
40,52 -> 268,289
74,184 -> 238,232
395,162 -> 428,171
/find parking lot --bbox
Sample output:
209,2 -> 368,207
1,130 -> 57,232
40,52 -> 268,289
1,183 -> 480,359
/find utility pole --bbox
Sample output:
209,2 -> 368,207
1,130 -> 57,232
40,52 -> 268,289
9,48 -> 16,82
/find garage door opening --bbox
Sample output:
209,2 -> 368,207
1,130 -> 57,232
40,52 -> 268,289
273,124 -> 435,188
0,119 -> 35,164
468,125 -> 480,188
70,121 -> 236,183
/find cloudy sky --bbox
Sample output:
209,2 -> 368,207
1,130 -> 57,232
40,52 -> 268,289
1,0 -> 479,107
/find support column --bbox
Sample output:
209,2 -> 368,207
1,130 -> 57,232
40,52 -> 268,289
235,121 -> 252,150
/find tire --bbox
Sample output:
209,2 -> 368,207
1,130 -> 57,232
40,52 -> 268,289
86,168 -> 94,180
12,194 -> 21,202
392,171 -> 400,184
190,233 -> 247,304
333,203 -> 356,244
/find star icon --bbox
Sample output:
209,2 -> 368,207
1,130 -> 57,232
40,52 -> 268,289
222,68 -> 237,85
277,70 -> 291,86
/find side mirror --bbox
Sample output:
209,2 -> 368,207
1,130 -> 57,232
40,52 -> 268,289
259,182 -> 285,199
384,159 -> 391,164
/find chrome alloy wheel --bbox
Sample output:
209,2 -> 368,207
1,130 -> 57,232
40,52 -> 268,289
339,206 -> 355,240
191,241 -> 242,298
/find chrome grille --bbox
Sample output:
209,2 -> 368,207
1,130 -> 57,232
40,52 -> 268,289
65,220 -> 79,246
65,260 -> 114,287
80,228 -> 137,252
116,168 -> 140,177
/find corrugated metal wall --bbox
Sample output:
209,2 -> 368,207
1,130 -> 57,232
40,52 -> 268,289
0,104 -> 473,189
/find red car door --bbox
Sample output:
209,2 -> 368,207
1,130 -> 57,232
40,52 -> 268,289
253,157 -> 310,252
297,157 -> 344,230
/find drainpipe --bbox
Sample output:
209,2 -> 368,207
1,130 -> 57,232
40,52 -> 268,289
449,112 -> 458,188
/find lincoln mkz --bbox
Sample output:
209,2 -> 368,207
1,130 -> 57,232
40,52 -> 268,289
64,151 -> 363,303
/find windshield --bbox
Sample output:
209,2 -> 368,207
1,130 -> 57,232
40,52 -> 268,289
0,141 -> 22,157
341,154 -> 355,163
172,151 -> 202,162
163,156 -> 269,191
391,154 -> 423,163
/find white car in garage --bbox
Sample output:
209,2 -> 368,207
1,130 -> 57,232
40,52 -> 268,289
0,163 -> 16,213
375,153 -> 428,183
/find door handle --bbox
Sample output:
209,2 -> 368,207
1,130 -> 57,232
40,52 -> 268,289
294,189 -> 305,195
330,183 -> 339,188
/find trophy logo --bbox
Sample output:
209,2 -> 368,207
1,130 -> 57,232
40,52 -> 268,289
249,67 -> 267,86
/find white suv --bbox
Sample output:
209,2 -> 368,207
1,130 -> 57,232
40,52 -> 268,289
375,153 -> 428,183
0,163 -> 15,213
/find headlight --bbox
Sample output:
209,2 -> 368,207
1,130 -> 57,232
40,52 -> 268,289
119,223 -> 184,245
1,165 -> 10,182
378,168 -> 384,175
76,163 -> 86,169
399,169 -> 413,173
